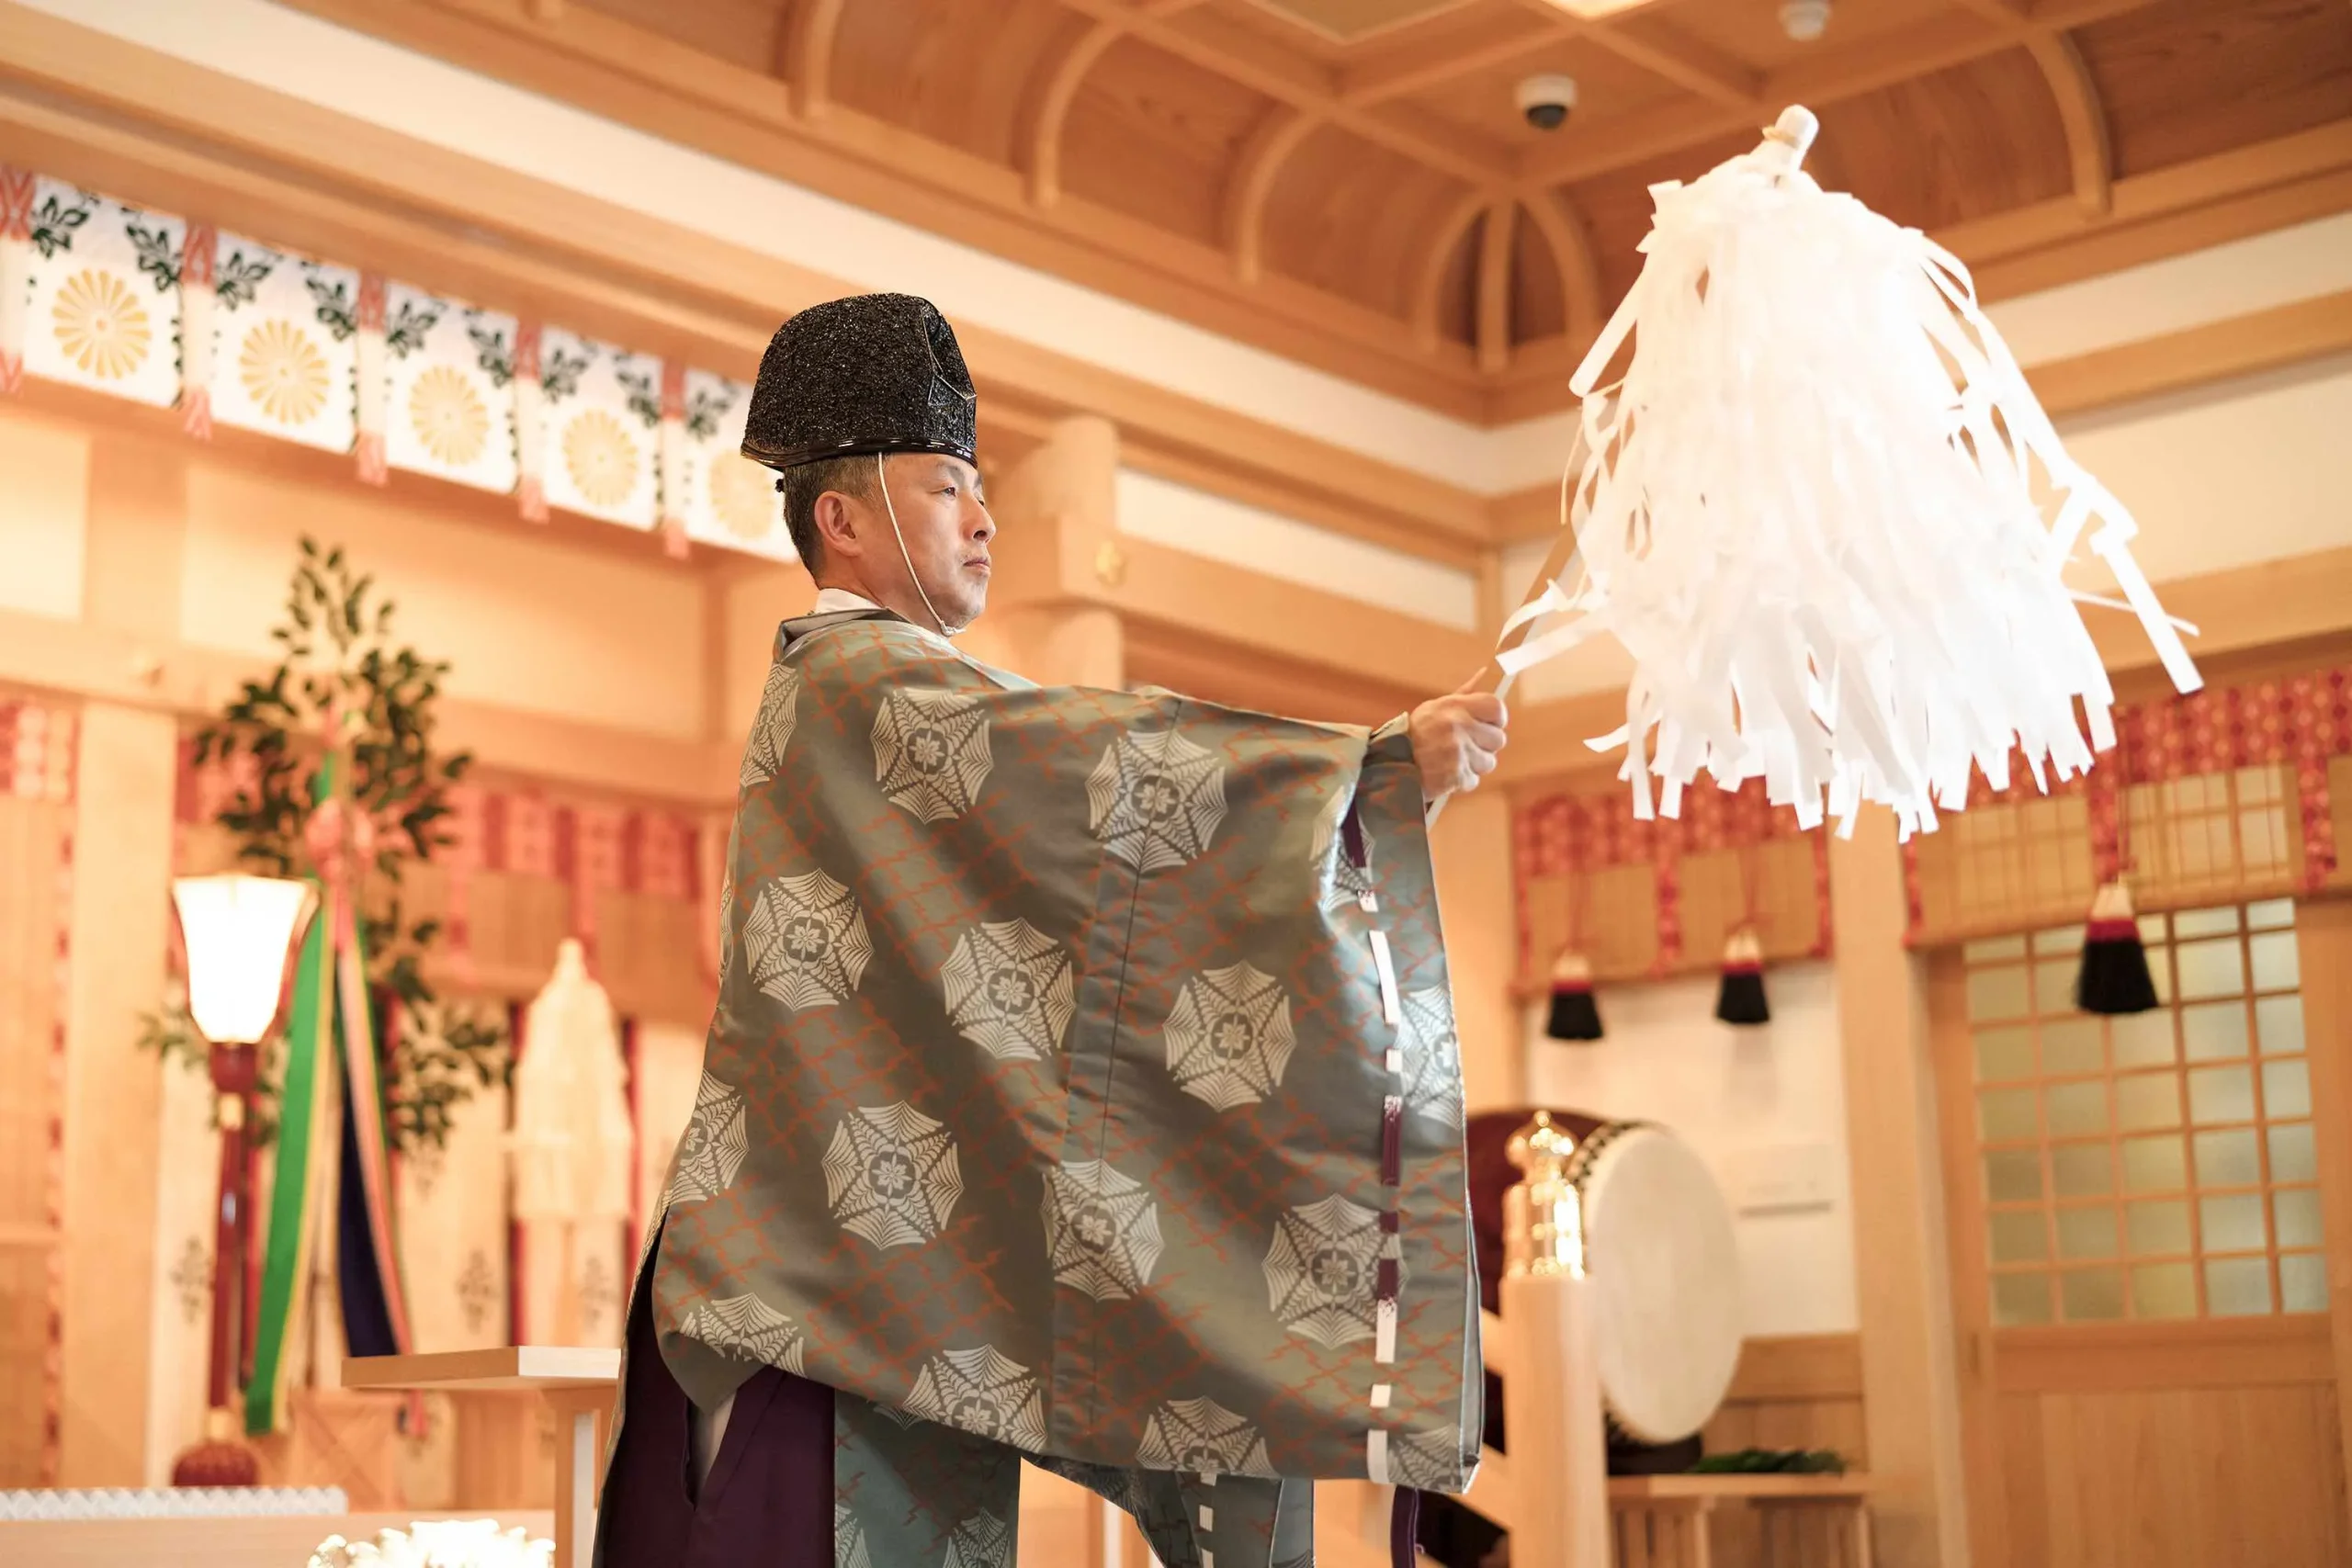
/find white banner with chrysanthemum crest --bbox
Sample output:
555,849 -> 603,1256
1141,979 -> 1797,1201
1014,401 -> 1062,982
23,180 -> 181,407
678,370 -> 794,559
4,160 -> 815,567
537,328 -> 660,528
385,286 -> 519,493
203,234 -> 359,452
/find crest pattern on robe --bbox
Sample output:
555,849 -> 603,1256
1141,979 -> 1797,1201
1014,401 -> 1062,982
611,612 -> 1480,1567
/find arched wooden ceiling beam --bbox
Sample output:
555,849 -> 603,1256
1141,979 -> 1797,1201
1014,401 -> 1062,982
2024,30 -> 2113,217
1475,199 -> 1518,374
1410,188 -> 1495,354
1221,107 -> 1320,284
1052,0 -> 1498,187
1949,0 -> 2113,217
781,0 -> 846,122
1519,187 -> 1603,348
1024,18 -> 1125,208
1514,0 -> 2163,190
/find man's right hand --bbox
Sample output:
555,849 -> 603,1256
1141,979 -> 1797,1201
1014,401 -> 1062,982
1408,679 -> 1510,804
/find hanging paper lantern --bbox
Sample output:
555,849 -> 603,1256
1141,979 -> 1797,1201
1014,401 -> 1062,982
1544,948 -> 1603,1042
2075,877 -> 2157,1015
1715,929 -> 1770,1027
1487,107 -> 2199,838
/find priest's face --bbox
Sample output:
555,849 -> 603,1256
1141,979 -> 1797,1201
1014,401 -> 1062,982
870,453 -> 992,632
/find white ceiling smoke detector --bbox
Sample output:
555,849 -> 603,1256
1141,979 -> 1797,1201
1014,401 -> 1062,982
1780,0 -> 1831,41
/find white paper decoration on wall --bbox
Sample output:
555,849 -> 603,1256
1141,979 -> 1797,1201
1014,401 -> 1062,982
22,179 -> 181,408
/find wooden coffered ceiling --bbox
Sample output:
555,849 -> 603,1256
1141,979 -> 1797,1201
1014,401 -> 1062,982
287,0 -> 2352,423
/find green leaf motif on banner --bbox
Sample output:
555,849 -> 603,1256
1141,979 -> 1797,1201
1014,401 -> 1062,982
216,246 -> 277,310
464,313 -> 514,388
385,296 -> 445,359
684,384 -> 730,442
540,341 -> 591,400
616,363 -> 662,429
305,271 -> 357,342
124,212 -> 182,293
29,188 -> 96,259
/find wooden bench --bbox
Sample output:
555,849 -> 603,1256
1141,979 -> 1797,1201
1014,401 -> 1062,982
345,1347 -> 621,1568
1609,1473 -> 1872,1568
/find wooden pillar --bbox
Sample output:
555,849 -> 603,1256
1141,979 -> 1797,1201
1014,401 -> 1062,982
2292,897 -> 2352,1545
1432,787 -> 1521,1113
58,707 -> 177,1485
991,604 -> 1124,689
1828,809 -> 1971,1567
57,435 -> 186,1483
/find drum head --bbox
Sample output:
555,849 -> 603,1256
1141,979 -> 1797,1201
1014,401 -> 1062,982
1581,1126 -> 1743,1444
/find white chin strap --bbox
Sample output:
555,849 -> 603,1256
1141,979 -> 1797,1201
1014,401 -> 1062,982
876,452 -> 963,638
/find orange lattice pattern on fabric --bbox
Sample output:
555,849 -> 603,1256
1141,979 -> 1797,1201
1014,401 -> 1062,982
1906,665 -> 2352,945
1511,777 -> 1828,989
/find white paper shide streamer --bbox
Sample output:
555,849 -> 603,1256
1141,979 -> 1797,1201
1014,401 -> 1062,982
1499,107 -> 2199,836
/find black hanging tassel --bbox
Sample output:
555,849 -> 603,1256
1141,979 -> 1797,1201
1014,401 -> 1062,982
1545,949 -> 1603,1041
1715,928 -> 1770,1026
2075,877 -> 2158,1014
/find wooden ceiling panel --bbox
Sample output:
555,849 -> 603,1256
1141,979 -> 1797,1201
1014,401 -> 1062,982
1236,0 -> 1481,49
1263,124 -> 1477,318
1059,34 -> 1278,247
275,0 -> 2352,424
1434,217 -> 1479,346
1405,33 -> 1686,142
573,0 -> 786,64
1657,0 -> 1959,75
1197,0 -> 1449,62
827,0 -> 1078,161
1509,202 -> 1567,344
2078,0 -> 2352,179
1815,49 -> 2074,231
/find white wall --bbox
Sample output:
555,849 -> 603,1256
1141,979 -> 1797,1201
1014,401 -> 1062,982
1525,963 -> 1860,1338
178,464 -> 710,740
0,413 -> 90,621
1988,214 -> 2352,366
1114,468 -> 1480,630
2063,356 -> 2352,584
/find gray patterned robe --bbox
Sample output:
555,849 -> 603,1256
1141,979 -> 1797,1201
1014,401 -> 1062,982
613,607 -> 1480,1566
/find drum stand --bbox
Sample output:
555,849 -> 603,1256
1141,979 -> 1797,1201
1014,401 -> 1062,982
1489,1111 -> 1613,1568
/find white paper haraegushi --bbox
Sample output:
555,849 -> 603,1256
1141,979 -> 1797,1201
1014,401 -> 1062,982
1499,107 -> 2199,837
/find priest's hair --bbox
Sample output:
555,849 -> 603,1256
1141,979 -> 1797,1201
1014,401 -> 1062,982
778,456 -> 878,570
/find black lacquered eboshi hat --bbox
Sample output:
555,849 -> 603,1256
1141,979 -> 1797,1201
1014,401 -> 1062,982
741,292 -> 978,472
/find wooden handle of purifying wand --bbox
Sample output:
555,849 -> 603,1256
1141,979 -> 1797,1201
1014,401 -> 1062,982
1474,505 -> 1589,698
1427,441 -> 1592,826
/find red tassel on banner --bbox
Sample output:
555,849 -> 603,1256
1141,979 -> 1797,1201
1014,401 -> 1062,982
514,321 -> 548,523
1716,844 -> 1770,1025
179,223 -> 218,440
2075,877 -> 2158,1014
0,165 -> 37,395
1715,928 -> 1770,1025
355,273 -> 389,484
1543,863 -> 1601,1041
1544,948 -> 1603,1041
657,360 -> 690,560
